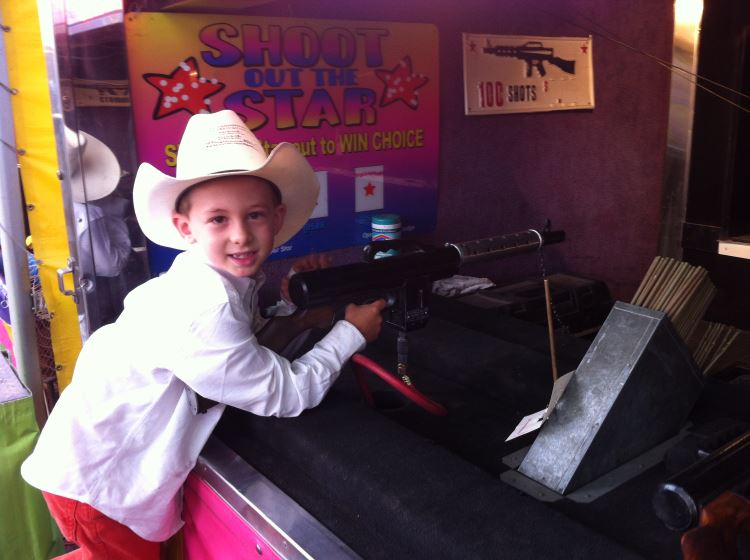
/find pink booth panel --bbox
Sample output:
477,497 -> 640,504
183,472 -> 282,560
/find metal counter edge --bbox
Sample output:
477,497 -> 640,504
195,436 -> 361,559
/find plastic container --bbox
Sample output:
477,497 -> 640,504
371,213 -> 401,259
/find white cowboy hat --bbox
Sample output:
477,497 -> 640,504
65,127 -> 121,203
133,110 -> 319,250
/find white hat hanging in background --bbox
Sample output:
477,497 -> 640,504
64,126 -> 121,203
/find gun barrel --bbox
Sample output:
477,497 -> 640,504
449,229 -> 564,264
652,429 -> 750,531
483,45 -> 554,58
483,45 -> 519,57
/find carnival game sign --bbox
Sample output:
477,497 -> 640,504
124,13 -> 439,265
463,34 -> 594,115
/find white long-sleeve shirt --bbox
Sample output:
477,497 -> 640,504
22,249 -> 365,541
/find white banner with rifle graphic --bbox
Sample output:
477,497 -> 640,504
462,34 -> 594,115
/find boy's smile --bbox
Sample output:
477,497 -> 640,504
172,175 -> 286,278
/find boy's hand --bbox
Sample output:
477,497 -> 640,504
345,299 -> 386,343
280,253 -> 333,302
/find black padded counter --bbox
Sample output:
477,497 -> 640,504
215,312 -> 749,559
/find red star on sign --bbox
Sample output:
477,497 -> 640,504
580,43 -> 589,54
143,57 -> 225,119
364,183 -> 376,196
375,56 -> 429,110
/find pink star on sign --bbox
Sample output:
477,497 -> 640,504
143,57 -> 225,119
375,56 -> 429,110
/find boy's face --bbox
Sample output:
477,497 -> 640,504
172,175 -> 286,278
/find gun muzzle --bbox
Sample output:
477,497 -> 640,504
653,429 -> 750,531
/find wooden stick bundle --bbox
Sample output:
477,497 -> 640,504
631,256 -> 714,341
629,256 -> 749,376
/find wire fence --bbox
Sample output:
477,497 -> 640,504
0,254 -> 60,412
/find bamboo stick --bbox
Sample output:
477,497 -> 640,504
697,322 -> 722,369
690,321 -> 713,367
642,257 -> 672,309
636,256 -> 667,308
704,328 -> 740,376
704,330 -> 747,376
686,320 -> 709,354
664,266 -> 702,319
678,279 -> 716,342
654,260 -> 689,312
631,257 -> 661,305
672,269 -> 708,327
660,261 -> 692,316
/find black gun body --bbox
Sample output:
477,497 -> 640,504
289,246 -> 460,310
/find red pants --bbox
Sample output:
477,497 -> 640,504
42,491 -> 161,559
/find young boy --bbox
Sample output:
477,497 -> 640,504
21,110 -> 385,558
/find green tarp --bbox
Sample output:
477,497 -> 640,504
1,359 -> 63,559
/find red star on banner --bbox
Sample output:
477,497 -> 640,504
143,57 -> 225,119
580,43 -> 589,54
364,183 -> 376,196
375,56 -> 429,110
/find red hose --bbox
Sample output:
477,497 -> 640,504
350,353 -> 448,416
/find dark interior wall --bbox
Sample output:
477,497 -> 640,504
425,0 -> 673,301
240,0 -> 675,301
136,0 -> 676,302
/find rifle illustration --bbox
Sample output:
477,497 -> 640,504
189,228 -> 564,414
483,41 -> 576,77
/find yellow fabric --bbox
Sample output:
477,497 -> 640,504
2,0 -> 82,390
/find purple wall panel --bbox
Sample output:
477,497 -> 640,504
250,0 -> 674,301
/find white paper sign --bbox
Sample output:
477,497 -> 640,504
506,410 -> 548,441
463,34 -> 594,115
354,165 -> 385,212
506,370 -> 574,441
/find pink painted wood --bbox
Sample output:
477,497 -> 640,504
183,472 -> 282,560
0,322 -> 15,367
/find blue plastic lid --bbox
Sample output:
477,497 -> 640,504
371,213 -> 401,225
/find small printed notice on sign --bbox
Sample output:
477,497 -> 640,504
463,34 -> 594,115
